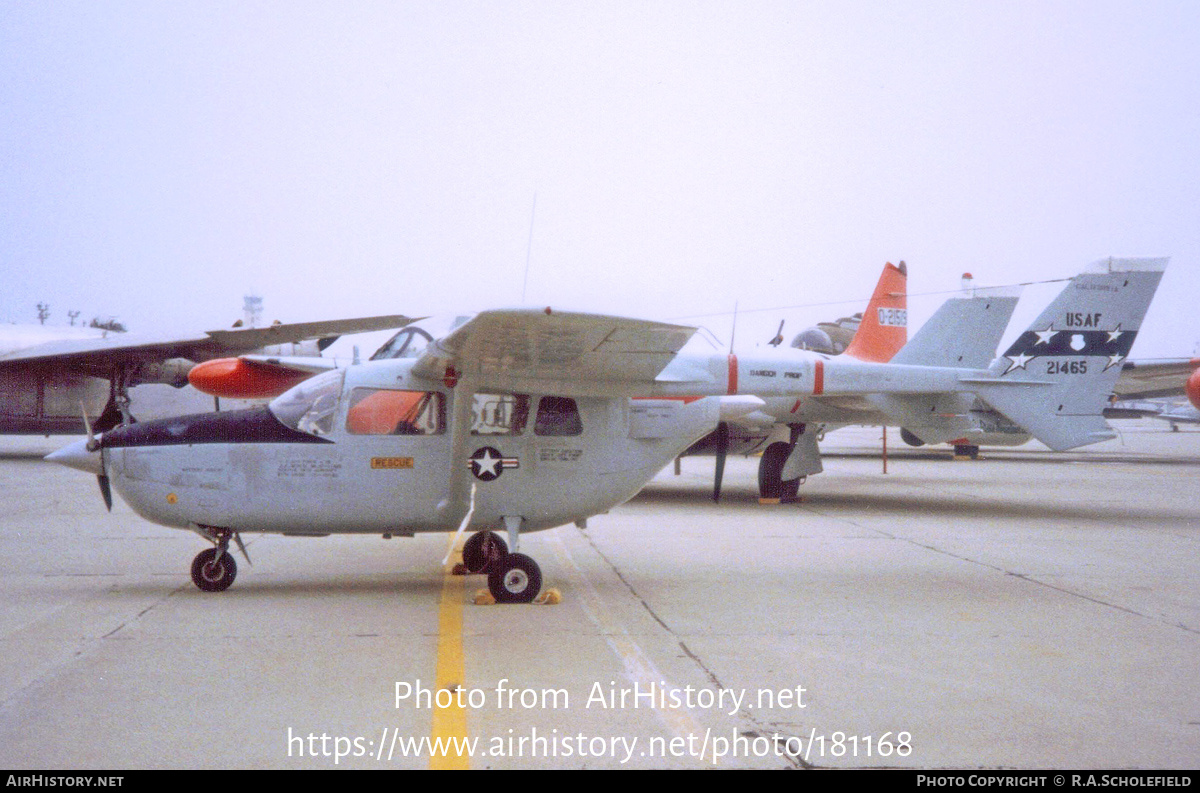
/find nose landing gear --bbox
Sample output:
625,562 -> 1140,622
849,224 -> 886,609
189,528 -> 247,592
191,547 -> 237,592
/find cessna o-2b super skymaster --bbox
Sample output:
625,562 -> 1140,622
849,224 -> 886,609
47,312 -> 735,602
46,257 -> 1166,603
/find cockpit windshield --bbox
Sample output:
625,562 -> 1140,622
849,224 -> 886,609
268,369 -> 346,436
370,326 -> 434,360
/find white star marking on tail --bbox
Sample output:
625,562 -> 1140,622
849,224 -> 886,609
1003,352 -> 1033,375
1033,326 -> 1056,345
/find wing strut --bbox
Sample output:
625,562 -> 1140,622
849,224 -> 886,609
436,375 -> 478,531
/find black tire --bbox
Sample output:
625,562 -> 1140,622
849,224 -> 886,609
781,474 -> 801,501
758,442 -> 800,500
191,548 -> 237,592
488,552 -> 542,604
462,530 -> 508,574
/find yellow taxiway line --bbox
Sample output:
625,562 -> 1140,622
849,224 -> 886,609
429,541 -> 469,770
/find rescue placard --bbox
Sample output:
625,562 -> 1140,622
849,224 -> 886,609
371,457 -> 415,469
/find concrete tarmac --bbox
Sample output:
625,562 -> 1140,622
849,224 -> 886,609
1,422 -> 1197,769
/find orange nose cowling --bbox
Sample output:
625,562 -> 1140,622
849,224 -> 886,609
187,358 -> 313,399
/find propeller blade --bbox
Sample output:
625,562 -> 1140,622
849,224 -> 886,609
81,404 -> 110,510
80,401 -> 98,452
97,474 -> 112,512
713,421 -> 728,502
769,319 -> 785,347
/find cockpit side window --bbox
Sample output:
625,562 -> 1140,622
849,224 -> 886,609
534,396 -> 583,436
268,369 -> 346,436
471,393 -> 529,435
346,389 -> 445,435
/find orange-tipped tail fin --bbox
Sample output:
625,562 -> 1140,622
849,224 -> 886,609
842,261 -> 908,362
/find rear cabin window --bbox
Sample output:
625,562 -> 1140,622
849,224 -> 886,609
346,389 -> 444,435
534,396 -> 583,436
471,394 -> 529,435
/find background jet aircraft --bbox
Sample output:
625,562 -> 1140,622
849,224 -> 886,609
0,313 -> 417,434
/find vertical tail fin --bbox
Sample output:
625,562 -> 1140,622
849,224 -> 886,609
843,261 -> 907,363
971,257 -> 1168,450
891,283 -> 1022,368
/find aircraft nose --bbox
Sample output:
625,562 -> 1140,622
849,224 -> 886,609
45,437 -> 104,476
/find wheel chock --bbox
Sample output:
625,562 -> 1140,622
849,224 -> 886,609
451,562 -> 470,576
534,588 -> 562,605
758,497 -> 781,505
472,587 -> 561,605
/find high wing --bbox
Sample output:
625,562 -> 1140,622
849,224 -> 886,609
403,308 -> 711,534
411,308 -> 699,396
0,314 -> 419,377
1112,357 -> 1199,400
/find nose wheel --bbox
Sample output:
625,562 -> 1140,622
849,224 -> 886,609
189,528 -> 245,592
488,552 -> 542,604
191,547 -> 237,592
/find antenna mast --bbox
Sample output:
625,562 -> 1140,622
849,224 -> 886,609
520,193 -> 537,304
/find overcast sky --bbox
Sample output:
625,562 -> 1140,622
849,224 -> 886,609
2,1 -> 1198,358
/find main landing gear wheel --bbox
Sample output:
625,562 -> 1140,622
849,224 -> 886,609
191,547 -> 237,592
462,530 -> 508,574
758,442 -> 801,501
488,552 -> 542,604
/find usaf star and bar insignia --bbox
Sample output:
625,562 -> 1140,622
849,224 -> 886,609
468,446 -> 520,481
1000,313 -> 1136,376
